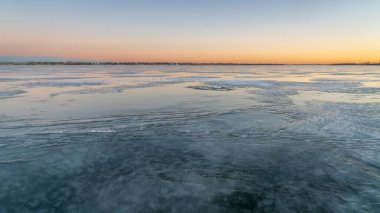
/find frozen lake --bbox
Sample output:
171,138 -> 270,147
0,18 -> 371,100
0,65 -> 380,212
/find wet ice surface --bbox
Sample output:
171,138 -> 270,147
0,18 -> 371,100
0,65 -> 380,212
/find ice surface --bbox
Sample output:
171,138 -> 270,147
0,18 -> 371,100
0,65 -> 379,212
167,76 -> 219,82
187,85 -> 234,91
0,90 -> 26,99
208,80 -> 275,87
24,79 -> 105,87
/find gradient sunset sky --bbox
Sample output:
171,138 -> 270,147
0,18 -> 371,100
1,0 -> 380,64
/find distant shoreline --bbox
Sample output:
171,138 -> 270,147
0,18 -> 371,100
0,62 -> 379,66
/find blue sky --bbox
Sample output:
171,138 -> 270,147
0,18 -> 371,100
1,0 -> 380,63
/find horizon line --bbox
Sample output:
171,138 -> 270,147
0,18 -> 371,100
1,61 -> 380,66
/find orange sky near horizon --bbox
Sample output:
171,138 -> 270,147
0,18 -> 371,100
2,34 -> 379,64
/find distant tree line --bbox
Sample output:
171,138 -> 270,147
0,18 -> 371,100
0,61 -> 379,65
0,61 -> 285,66
331,61 -> 380,65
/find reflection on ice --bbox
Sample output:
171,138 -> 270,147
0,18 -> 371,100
0,65 -> 379,212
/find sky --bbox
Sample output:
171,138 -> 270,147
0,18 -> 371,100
1,0 -> 380,64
